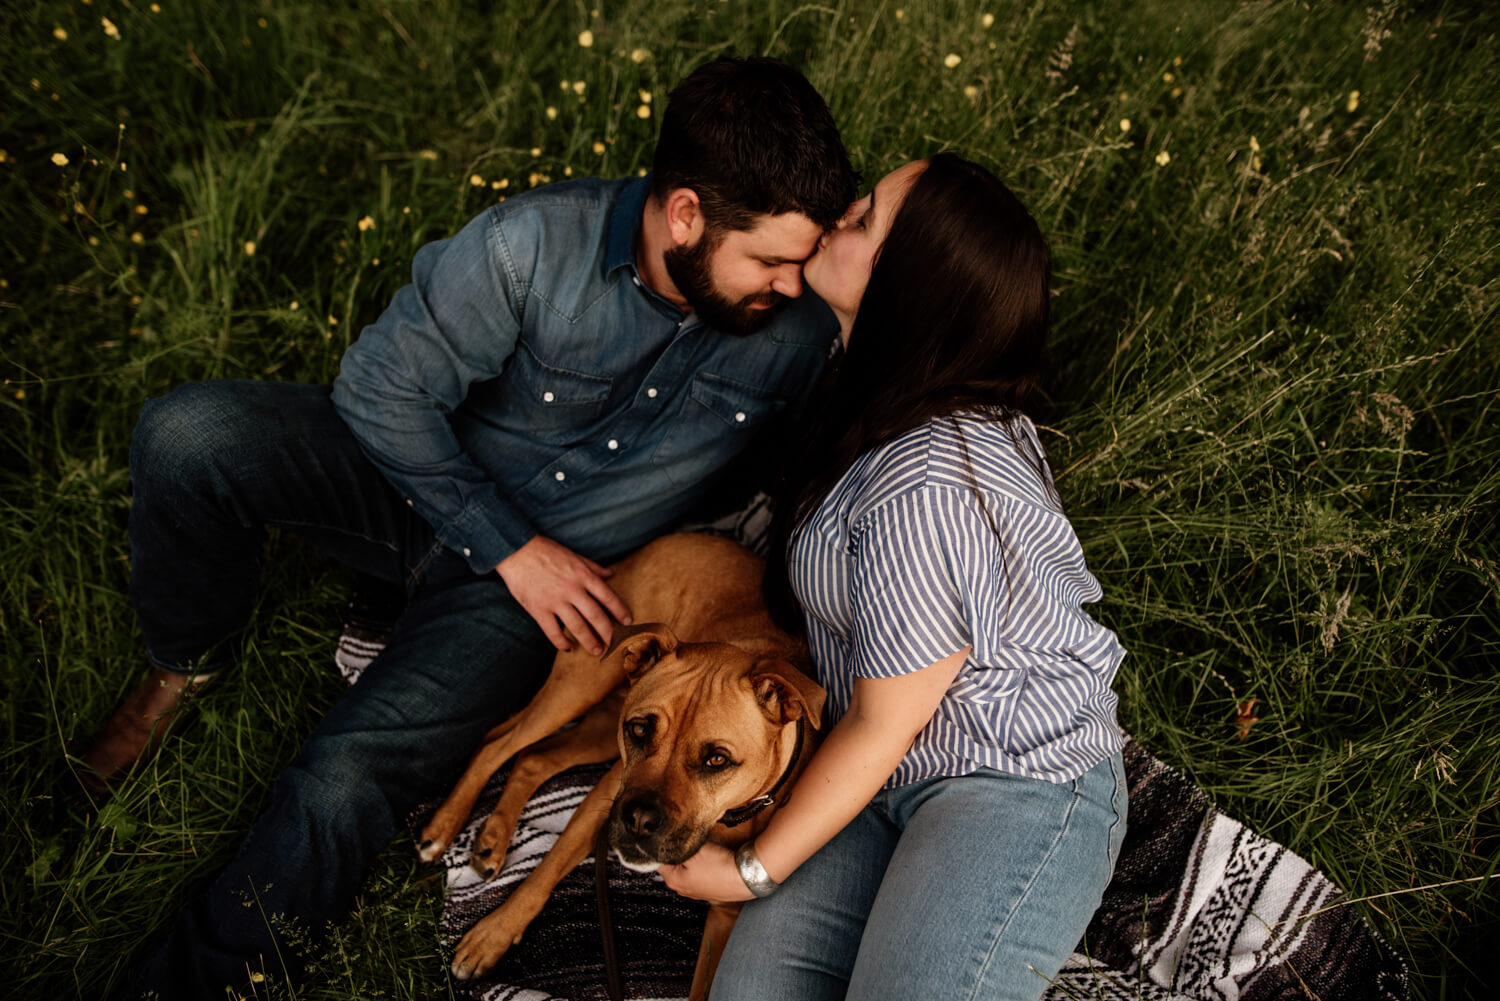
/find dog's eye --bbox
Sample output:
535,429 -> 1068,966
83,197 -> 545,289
702,751 -> 729,770
624,718 -> 653,745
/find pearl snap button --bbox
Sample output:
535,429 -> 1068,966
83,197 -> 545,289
543,391 -> 555,402
607,439 -> 619,450
646,387 -> 658,398
734,411 -> 747,423
555,471 -> 566,481
462,547 -> 472,557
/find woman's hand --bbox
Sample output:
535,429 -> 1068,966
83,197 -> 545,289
657,843 -> 753,903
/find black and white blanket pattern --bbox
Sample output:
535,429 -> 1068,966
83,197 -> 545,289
334,497 -> 1408,1001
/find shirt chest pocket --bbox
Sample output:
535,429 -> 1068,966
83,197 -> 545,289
508,342 -> 615,445
651,372 -> 786,487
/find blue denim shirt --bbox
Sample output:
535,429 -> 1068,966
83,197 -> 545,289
332,177 -> 838,572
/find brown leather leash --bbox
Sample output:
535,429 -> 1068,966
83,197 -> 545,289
594,823 -> 625,1001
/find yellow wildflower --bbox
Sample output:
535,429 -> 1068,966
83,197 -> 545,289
592,141 -> 606,155
630,48 -> 650,63
469,173 -> 484,187
1173,56 -> 1182,66
546,106 -> 558,120
52,152 -> 69,166
1119,118 -> 1132,133
982,13 -> 995,28
418,149 -> 439,160
1155,150 -> 1171,166
54,26 -> 68,40
530,146 -> 542,157
963,85 -> 979,101
135,204 -> 148,215
894,8 -> 904,19
572,81 -> 587,95
151,3 -> 161,12
328,315 -> 338,326
639,89 -> 652,104
357,215 -> 375,231
1249,136 -> 1261,152
636,104 -> 651,119
943,53 -> 962,69
578,29 -> 594,48
290,300 -> 299,310
0,150 -> 7,163
74,201 -> 86,214
1171,86 -> 1182,99
15,389 -> 25,400
1163,72 -> 1174,83
244,240 -> 257,256
101,17 -> 120,39
1346,90 -> 1360,112
120,161 -> 128,171
131,232 -> 145,244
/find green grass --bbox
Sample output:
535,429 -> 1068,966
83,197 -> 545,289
2,1 -> 1496,998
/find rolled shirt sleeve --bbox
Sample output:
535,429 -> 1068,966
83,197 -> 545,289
331,207 -> 539,573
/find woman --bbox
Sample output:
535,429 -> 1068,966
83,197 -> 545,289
659,153 -> 1128,1000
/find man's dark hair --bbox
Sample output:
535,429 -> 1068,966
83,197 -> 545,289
651,56 -> 856,233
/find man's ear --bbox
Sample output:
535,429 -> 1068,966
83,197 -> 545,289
750,659 -> 827,730
663,188 -> 705,248
603,623 -> 681,682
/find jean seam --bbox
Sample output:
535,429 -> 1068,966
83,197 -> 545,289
962,777 -> 1082,1001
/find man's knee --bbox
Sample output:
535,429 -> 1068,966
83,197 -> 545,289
131,382 -> 259,494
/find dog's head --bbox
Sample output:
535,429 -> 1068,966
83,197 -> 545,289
602,623 -> 824,872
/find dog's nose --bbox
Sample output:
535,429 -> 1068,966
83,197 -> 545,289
621,797 -> 664,837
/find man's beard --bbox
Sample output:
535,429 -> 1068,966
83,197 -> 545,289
663,234 -> 785,335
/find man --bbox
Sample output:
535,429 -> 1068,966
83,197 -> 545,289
85,56 -> 856,999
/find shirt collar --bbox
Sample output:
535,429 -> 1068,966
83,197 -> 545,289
605,174 -> 652,275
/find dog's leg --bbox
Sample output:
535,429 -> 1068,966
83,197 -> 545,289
451,761 -> 626,981
470,690 -> 624,879
418,654 -> 623,863
689,901 -> 744,1001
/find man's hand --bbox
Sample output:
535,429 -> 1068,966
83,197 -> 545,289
495,536 -> 632,655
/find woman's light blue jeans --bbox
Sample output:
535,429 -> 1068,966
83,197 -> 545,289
711,753 -> 1127,1001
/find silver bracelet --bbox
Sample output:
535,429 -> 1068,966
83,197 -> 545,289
733,840 -> 780,898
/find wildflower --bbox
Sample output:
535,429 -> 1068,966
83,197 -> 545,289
563,166 -> 572,177
250,973 -> 265,984
1171,86 -> 1182,99
74,201 -> 86,214
638,89 -> 652,104
1249,136 -> 1260,152
1346,89 -> 1360,112
636,104 -> 651,119
578,29 -> 594,48
14,389 -> 24,400
490,178 -> 508,190
1251,155 -> 1262,171
469,173 -> 484,187
0,150 -> 7,163
328,315 -> 338,326
257,17 -> 267,28
530,146 -> 542,156
592,141 -> 606,155
89,235 -> 100,245
244,240 -> 256,256
981,13 -> 994,28
134,204 -> 148,215
131,232 -> 144,244
895,9 -> 904,20
418,149 -> 439,160
54,26 -> 68,40
124,189 -> 134,199
963,85 -> 979,100
560,80 -> 571,91
1163,71 -> 1174,83
402,206 -> 411,214
101,17 -> 120,39
1119,118 -> 1131,133
52,152 -> 69,166
120,161 -> 128,171
630,48 -> 650,63
546,106 -> 558,120
357,215 -> 375,231
371,257 -> 380,266
572,81 -> 587,95
289,300 -> 299,310
1155,150 -> 1171,166
1173,56 -> 1182,66
528,172 -> 543,187
943,53 -> 962,69
151,3 -> 161,11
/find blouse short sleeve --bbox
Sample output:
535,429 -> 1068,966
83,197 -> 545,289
848,487 -> 978,680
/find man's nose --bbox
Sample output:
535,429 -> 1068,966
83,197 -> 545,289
770,265 -> 803,299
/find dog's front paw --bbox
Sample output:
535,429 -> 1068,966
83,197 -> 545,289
450,915 -> 523,981
416,835 -> 448,864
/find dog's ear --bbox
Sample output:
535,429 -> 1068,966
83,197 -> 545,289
750,660 -> 827,730
603,622 -> 681,681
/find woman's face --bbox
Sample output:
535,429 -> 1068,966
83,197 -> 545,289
804,160 -> 927,344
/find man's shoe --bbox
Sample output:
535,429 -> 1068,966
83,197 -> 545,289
75,666 -> 219,794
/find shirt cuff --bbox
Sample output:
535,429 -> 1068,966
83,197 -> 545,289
440,493 -> 540,573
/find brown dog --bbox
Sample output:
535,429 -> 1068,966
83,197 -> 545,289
416,533 -> 824,999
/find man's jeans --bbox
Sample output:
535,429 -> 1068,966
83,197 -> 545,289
113,380 -> 557,1000
711,754 -> 1128,1001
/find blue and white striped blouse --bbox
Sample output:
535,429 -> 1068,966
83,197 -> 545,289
789,412 -> 1124,787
